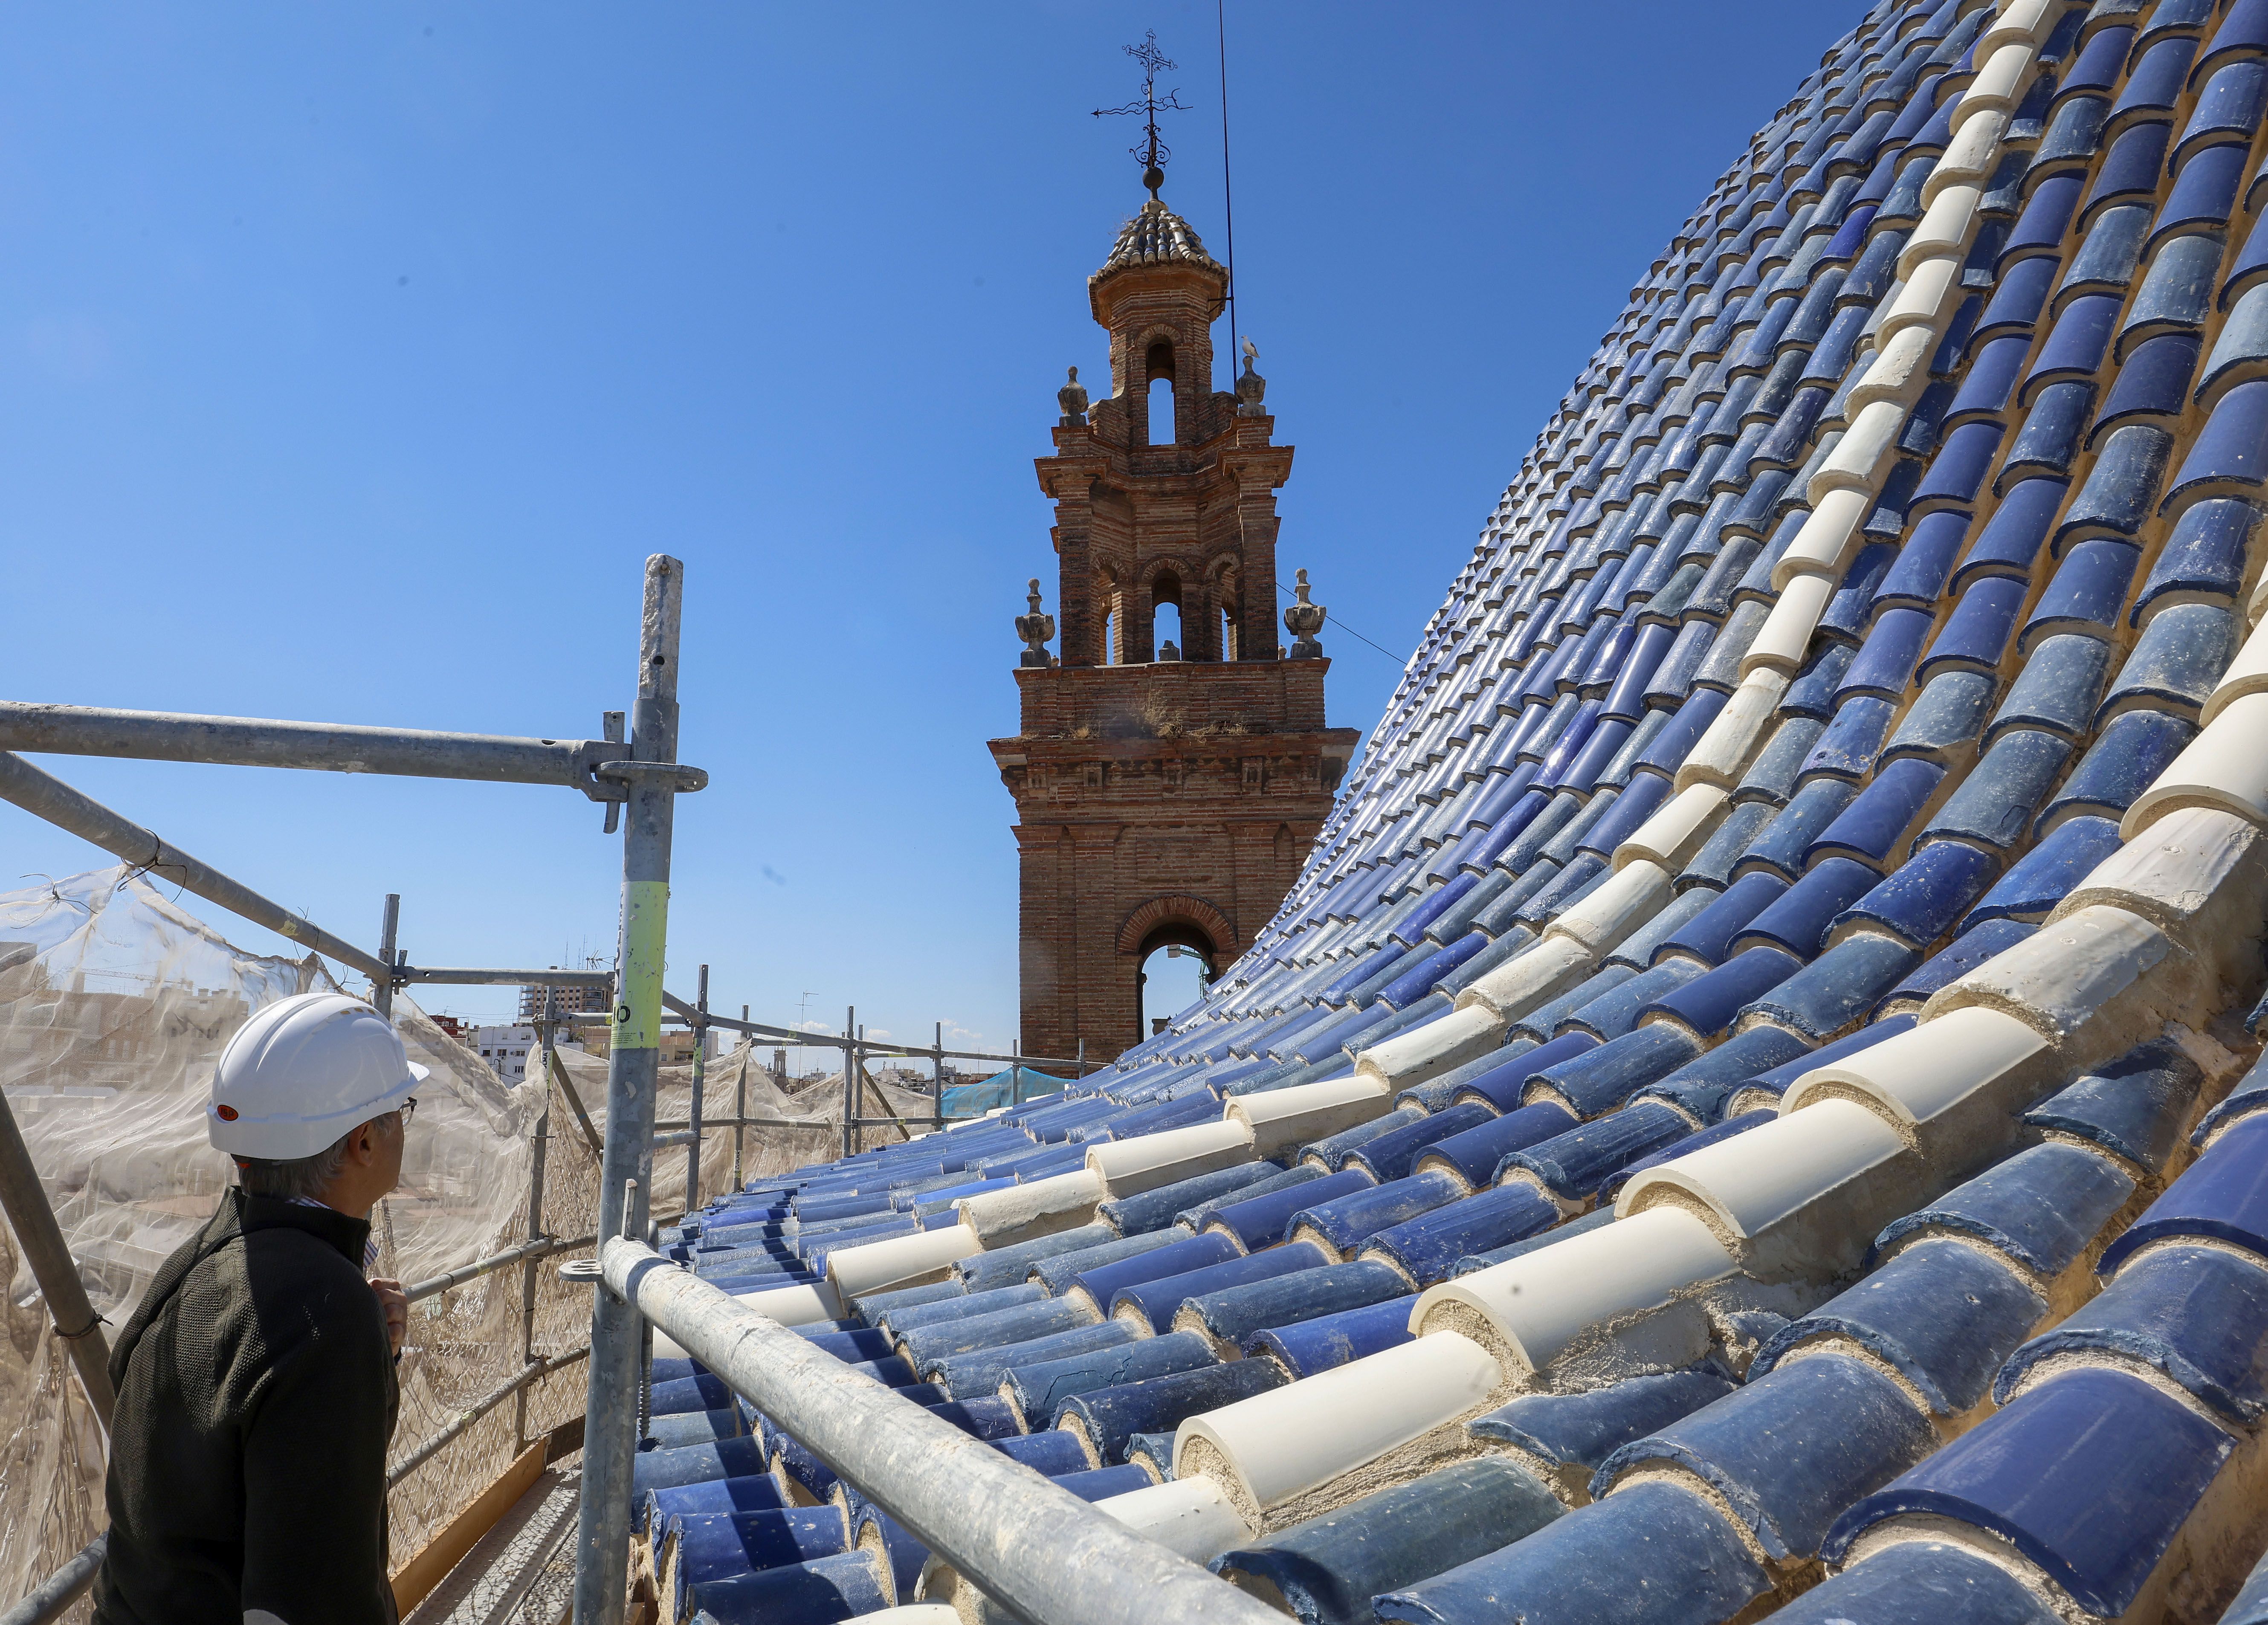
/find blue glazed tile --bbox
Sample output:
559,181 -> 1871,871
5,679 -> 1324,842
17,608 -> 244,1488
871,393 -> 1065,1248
2016,1240 -> 2268,1425
1211,1457 -> 1565,1625
1978,252 -> 2060,343
1961,814 -> 2125,927
1179,1258 -> 1411,1352
1515,966 -> 1642,1046
1470,1366 -> 1736,1484
1345,1102 -> 1497,1183
1820,545 -> 1899,645
1832,839 -> 2000,947
2090,120 -> 2177,220
1199,1167 -> 1368,1251
2022,539 -> 2138,649
1822,1367 -> 2231,1619
1536,1021 -> 1705,1116
1742,932 -> 1924,1042
1574,772 -> 1674,860
2100,600 -> 2242,721
1373,1479 -> 1767,1625
2196,1050 -> 2268,1146
2133,495 -> 2261,620
2101,1113 -> 2268,1274
2057,24 -> 2134,104
2167,377 -> 2268,505
1637,1025 -> 1815,1125
1949,336 -> 2030,425
1911,421 -> 2002,514
1418,1101 -> 1579,1189
2003,173 -> 2085,266
1059,1359 -> 1288,1464
1876,1141 -> 2136,1278
1754,1239 -> 2043,1415
1784,643 -> 1860,720
1633,687 -> 1732,780
1596,1352 -> 1936,1561
2033,93 -> 2112,175
2057,205 -> 2150,304
1001,1332 -> 1215,1434
2032,293 -> 2114,397
1599,1111 -> 1770,1202
2042,711 -> 2198,830
1499,1102 -> 1694,1201
1741,779 -> 1861,882
1922,730 -> 2074,853
1838,607 -> 1934,701
1455,1033 -> 1595,1112
2026,1038 -> 2204,1179
1953,477 -> 2067,591
1802,696 -> 1899,782
2125,237 -> 2220,350
2100,335 -> 2203,440
1108,1243 -> 1333,1336
2158,142 -> 2248,243
2061,425 -> 2175,542
1734,857 -> 1882,958
1989,633 -> 2114,740
1764,1539 -> 2061,1625
1246,1292 -> 1414,1378
1808,757 -> 1949,871
1736,717 -> 1831,807
2001,379 -> 2094,481
1365,1182 -> 1562,1287
1884,670 -> 1996,768
683,1550 -> 888,1625
1874,510 -> 1971,615
1644,946 -> 1805,1040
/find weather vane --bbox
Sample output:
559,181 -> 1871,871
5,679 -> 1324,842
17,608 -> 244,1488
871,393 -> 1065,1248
1093,31 -> 1191,200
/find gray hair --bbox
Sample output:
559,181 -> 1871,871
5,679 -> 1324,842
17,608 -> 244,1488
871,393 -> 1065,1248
236,1130 -> 355,1202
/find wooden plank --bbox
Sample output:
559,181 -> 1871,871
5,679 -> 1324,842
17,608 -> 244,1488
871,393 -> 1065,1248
390,1440 -> 546,1616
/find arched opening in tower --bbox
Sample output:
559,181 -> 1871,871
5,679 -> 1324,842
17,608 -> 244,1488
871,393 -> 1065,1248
1152,571 -> 1183,660
1137,925 -> 1214,1035
1144,339 -> 1176,446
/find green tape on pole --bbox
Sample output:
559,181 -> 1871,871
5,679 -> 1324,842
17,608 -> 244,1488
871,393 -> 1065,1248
614,881 -> 668,1051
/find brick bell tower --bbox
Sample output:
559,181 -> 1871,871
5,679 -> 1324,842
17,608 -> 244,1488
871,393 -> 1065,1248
989,191 -> 1358,1062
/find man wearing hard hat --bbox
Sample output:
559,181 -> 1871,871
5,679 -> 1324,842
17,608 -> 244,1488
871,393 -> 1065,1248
93,992 -> 426,1625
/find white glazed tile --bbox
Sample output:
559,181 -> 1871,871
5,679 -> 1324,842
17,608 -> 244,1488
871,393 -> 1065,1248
1546,859 -> 1673,956
1617,784 -> 1729,871
1229,1074 -> 1394,1159
1356,1001 -> 1507,1087
956,1170 -> 1106,1248
1411,1205 -> 1736,1379
1918,905 -> 2173,1046
1674,671 -> 1789,791
1774,488 -> 1874,585
1173,1331 -> 1501,1514
827,1223 -> 986,1299
1742,573 -> 1838,675
1086,1118 -> 1256,1198
1092,1477 -> 1254,1565
1457,933 -> 1596,1021
1810,399 -> 1908,501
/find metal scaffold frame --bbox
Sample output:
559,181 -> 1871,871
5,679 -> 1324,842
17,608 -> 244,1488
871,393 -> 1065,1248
0,553 -> 1150,1625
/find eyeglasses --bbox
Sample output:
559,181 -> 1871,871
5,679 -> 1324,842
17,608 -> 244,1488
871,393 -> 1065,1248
399,1097 -> 418,1124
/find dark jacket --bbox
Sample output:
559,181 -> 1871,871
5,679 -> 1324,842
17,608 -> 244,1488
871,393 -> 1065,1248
93,1188 -> 399,1625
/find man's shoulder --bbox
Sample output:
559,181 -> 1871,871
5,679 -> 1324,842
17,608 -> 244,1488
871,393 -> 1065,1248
217,1227 -> 387,1346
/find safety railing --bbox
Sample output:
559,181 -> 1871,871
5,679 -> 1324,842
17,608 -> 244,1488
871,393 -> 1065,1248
600,1234 -> 1283,1625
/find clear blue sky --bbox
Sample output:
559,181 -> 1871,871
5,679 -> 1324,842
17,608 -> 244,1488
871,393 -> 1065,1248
1,1 -> 1862,1056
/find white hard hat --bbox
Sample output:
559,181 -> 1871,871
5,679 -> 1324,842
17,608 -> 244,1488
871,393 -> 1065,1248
207,992 -> 430,1161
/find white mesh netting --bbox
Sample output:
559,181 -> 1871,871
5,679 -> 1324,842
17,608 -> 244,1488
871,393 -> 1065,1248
0,867 -> 768,1613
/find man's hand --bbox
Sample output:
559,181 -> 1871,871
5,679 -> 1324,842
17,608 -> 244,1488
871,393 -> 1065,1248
369,1278 -> 408,1358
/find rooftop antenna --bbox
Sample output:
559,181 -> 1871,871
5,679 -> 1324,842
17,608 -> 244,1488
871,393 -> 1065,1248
1217,0 -> 1240,388
1094,30 -> 1192,200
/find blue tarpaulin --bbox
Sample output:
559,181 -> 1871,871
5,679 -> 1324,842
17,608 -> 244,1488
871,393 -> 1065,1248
941,1064 -> 1071,1117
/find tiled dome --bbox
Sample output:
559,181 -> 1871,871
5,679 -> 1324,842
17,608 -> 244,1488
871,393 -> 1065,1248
627,3 -> 2268,1621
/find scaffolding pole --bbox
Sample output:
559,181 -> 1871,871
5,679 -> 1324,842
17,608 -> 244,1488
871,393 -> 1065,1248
0,1088 -> 114,1427
686,965 -> 707,1217
571,554 -> 689,1625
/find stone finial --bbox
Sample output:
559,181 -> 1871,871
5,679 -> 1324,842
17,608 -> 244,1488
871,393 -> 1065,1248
1236,336 -> 1267,418
1159,640 -> 1180,662
1015,578 -> 1057,669
1283,568 -> 1326,659
1058,365 -> 1090,426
